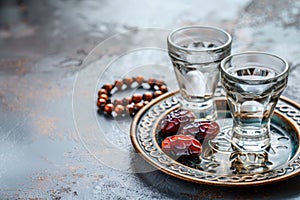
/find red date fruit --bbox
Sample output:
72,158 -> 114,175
181,121 -> 220,143
160,109 -> 196,137
161,135 -> 202,158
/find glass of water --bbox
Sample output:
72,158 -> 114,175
167,26 -> 232,120
220,51 -> 289,152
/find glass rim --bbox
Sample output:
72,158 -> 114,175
220,51 -> 289,83
167,25 -> 232,52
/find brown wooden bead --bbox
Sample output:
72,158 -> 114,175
159,85 -> 168,93
97,98 -> 106,108
134,102 -> 144,110
135,75 -> 144,84
132,93 -> 143,103
154,90 -> 163,97
99,94 -> 109,101
114,80 -> 124,89
126,104 -> 134,114
148,78 -> 156,88
114,105 -> 125,116
104,103 -> 114,114
156,79 -> 165,87
143,101 -> 150,106
143,92 -> 153,101
102,84 -> 114,92
123,77 -> 134,86
98,89 -> 108,97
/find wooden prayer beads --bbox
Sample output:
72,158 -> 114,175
97,76 -> 168,118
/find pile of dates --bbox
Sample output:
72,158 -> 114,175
160,109 -> 220,159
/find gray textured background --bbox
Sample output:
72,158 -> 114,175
0,0 -> 300,199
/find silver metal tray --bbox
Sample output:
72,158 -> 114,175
130,89 -> 300,186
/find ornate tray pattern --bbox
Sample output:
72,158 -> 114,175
130,89 -> 300,186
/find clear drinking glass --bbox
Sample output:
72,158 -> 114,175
167,26 -> 232,120
220,51 -> 289,152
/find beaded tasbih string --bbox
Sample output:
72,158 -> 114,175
97,75 -> 168,118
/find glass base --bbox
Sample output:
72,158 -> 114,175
177,96 -> 217,121
205,123 -> 291,175
231,134 -> 270,152
208,126 -> 270,153
230,126 -> 270,152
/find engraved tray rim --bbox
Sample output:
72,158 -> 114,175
130,90 -> 300,187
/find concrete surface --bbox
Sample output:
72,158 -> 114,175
0,0 -> 300,199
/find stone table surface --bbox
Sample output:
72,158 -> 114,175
0,0 -> 300,199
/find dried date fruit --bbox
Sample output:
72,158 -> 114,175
161,135 -> 202,159
181,121 -> 220,143
160,109 -> 196,137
